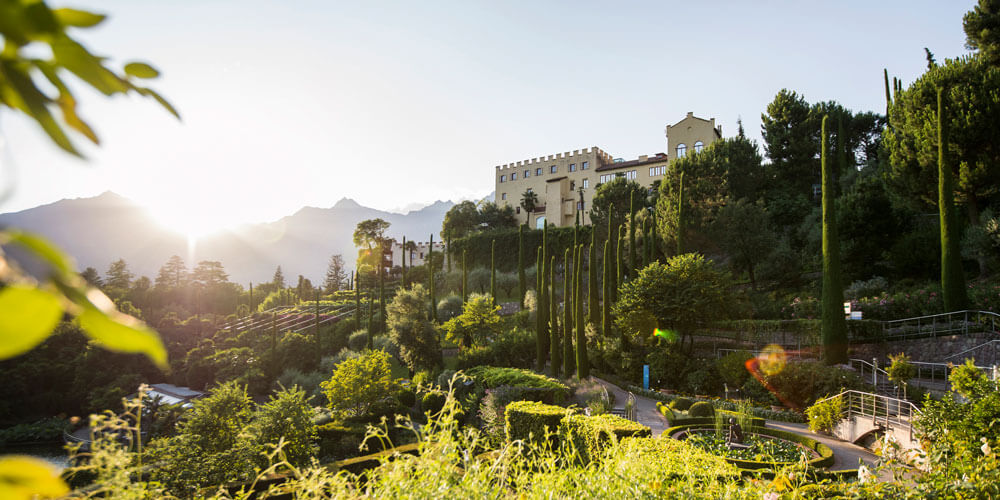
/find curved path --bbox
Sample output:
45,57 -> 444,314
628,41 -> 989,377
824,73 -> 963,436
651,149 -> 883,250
593,377 -> 879,472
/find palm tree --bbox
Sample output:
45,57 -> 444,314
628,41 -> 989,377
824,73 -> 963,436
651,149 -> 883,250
520,190 -> 539,225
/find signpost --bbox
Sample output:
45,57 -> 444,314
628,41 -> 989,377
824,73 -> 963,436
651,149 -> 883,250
643,364 -> 649,390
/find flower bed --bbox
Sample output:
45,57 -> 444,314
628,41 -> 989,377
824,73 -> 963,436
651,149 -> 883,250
630,386 -> 806,423
664,424 -> 834,470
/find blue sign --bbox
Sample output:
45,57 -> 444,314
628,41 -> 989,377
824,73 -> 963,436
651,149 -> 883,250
643,364 -> 650,390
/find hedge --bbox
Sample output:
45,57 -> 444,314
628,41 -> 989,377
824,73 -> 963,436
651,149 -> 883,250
688,401 -> 715,417
328,442 -> 422,475
664,424 -> 835,470
656,403 -> 765,429
630,386 -> 806,423
504,400 -> 570,445
560,414 -> 651,464
450,226 -> 593,273
466,366 -> 570,404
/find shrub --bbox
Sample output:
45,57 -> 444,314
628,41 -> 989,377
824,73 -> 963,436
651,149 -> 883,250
441,293 -> 503,348
465,366 -> 570,404
456,326 -> 535,369
316,421 -> 367,459
806,394 -> 843,433
320,350 -> 398,418
685,367 -> 719,395
669,397 -> 693,411
437,294 -> 464,322
347,329 -> 369,352
845,276 -> 889,300
394,387 -> 416,408
761,360 -> 869,408
421,391 -> 446,415
412,370 -> 433,388
887,352 -> 916,386
504,400 -> 568,444
715,350 -> 754,388
560,414 -> 651,464
688,401 -> 714,418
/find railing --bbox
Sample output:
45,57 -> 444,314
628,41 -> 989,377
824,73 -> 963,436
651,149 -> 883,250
943,340 -> 1000,365
817,390 -> 922,442
715,348 -> 804,359
849,358 -> 892,388
881,310 -> 1000,341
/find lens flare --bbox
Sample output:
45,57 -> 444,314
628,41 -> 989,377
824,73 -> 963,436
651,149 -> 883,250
757,344 -> 787,376
654,328 -> 678,342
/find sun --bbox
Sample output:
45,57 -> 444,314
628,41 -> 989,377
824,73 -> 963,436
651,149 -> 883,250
145,203 -> 229,241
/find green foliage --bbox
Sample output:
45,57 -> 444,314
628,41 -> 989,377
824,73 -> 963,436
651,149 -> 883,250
421,391 -> 446,415
504,400 -> 568,444
669,397 -> 693,411
821,115 -> 848,364
716,350 -> 754,388
806,394 -> 843,433
456,326 -> 535,370
559,414 -> 651,464
386,284 -> 442,372
949,358 -> 992,399
347,329 -> 369,352
688,401 -> 715,418
320,350 -> 398,418
0,417 -> 68,444
450,225 -> 592,273
755,360 -> 869,408
466,366 -> 570,404
887,352 -> 917,385
441,293 -> 502,348
249,386 -> 318,466
937,88 -> 971,311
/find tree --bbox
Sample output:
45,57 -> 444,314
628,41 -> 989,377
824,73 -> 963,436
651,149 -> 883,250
105,258 -> 133,291
191,261 -> 229,288
964,0 -> 1000,65
155,255 -> 188,289
478,201 -> 518,231
714,200 -> 775,288
821,116 -> 848,364
320,350 -> 398,418
589,178 -> 647,240
324,254 -> 347,293
271,266 -> 286,289
563,248 -> 574,378
575,245 -> 588,378
937,89 -> 970,311
613,254 -> 735,351
441,201 -> 480,240
761,89 -> 819,201
535,246 -> 547,372
441,293 -> 503,348
520,190 -> 539,223
81,267 -> 103,288
518,225 -> 526,309
353,218 -> 391,253
549,255 -> 560,377
250,386 -> 318,466
386,284 -> 442,372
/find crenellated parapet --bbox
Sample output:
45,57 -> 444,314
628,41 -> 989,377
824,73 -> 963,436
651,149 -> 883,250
494,146 -> 612,174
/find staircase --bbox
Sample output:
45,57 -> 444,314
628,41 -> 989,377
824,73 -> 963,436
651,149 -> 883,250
816,390 -> 922,451
849,359 -> 898,397
878,310 -> 1000,342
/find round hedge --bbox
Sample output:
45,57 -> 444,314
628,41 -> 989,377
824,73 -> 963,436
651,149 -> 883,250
669,397 -> 693,411
688,401 -> 715,417
395,388 -> 416,408
665,424 -> 835,470
421,391 -> 446,414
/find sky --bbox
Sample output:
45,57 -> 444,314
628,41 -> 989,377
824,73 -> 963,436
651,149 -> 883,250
0,0 -> 975,236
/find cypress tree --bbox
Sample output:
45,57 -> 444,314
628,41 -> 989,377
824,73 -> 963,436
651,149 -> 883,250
354,271 -> 361,330
366,289 -> 374,351
576,244 -> 589,378
564,247 -> 575,378
651,209 -> 659,264
518,225 -> 526,310
378,268 -> 386,334
401,236 -> 407,287
462,250 -> 468,303
490,239 -> 497,306
549,254 -> 560,377
617,225 -> 625,286
446,237 -> 451,273
937,88 -> 969,311
314,288 -> 320,352
602,239 -> 611,337
628,191 -> 636,277
644,218 -> 653,266
677,170 -> 686,255
536,246 -> 547,372
248,282 -> 253,314
428,234 -> 437,322
883,68 -> 892,122
589,229 -> 598,327
821,115 -> 848,364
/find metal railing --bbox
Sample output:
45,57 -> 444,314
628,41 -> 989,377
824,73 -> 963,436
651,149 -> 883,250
882,310 -> 1000,341
943,340 -> 1000,365
849,358 -> 892,388
715,348 -> 804,359
817,390 -> 922,442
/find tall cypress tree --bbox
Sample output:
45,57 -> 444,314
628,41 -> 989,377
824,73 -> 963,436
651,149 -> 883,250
378,267 -> 386,334
628,191 -> 636,277
536,246 -> 547,372
651,209 -> 659,264
428,234 -> 437,322
446,237 -> 451,273
518,225 -> 526,310
462,250 -> 468,303
354,271 -> 361,330
549,255 -> 560,377
576,244 -> 589,378
938,88 -> 969,311
821,115 -> 848,364
602,238 -> 611,337
564,247 -> 576,377
490,239 -> 497,306
401,236 -> 407,287
883,68 -> 892,123
617,225 -> 625,287
644,218 -> 653,266
314,288 -> 320,352
589,229 -> 599,327
677,170 -> 686,255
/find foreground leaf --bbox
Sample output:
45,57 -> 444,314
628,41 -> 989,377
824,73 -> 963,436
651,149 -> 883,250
0,455 -> 70,499
124,62 -> 159,79
53,8 -> 105,27
77,305 -> 167,369
0,286 -> 63,360
1,230 -> 76,280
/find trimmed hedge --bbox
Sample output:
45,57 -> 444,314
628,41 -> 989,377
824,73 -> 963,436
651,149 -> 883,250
669,397 -> 693,411
466,366 -> 570,404
504,400 -> 569,445
630,386 -> 806,423
664,424 -> 835,470
560,414 -> 651,464
688,401 -> 715,417
329,442 -> 421,475
656,403 -> 765,429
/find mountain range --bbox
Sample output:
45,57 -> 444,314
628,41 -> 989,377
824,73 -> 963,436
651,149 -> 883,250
0,192 -> 468,285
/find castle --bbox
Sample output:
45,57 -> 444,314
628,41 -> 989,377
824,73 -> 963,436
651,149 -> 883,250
494,112 -> 722,227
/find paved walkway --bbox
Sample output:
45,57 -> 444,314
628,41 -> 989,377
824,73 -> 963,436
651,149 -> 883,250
593,377 -> 879,472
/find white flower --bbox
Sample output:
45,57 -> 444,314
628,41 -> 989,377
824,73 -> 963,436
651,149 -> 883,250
982,437 -> 992,457
858,465 -> 874,484
762,493 -> 779,500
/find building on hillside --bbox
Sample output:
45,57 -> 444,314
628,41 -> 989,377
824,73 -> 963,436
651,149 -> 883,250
389,240 -> 445,268
494,112 -> 723,228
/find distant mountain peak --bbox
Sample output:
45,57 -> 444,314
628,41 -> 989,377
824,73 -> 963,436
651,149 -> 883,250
332,198 -> 362,210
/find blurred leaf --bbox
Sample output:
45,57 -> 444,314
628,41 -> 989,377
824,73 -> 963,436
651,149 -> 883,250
37,62 -> 99,144
135,86 -> 180,119
2,230 -> 76,280
53,8 -> 105,28
77,305 -> 167,369
0,286 -> 63,360
50,36 -> 127,96
123,62 -> 159,79
0,456 -> 69,500
0,60 -> 80,156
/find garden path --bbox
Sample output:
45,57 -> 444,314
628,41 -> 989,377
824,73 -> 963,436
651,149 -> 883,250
593,377 -> 881,473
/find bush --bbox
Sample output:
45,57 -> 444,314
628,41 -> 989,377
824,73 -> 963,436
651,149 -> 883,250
412,370 -> 433,388
320,350 -> 398,418
684,367 -> 719,395
437,294 -> 464,321
421,391 -> 446,415
504,400 -> 568,444
688,401 -> 714,418
456,326 -> 535,370
669,397 -> 693,411
845,276 -> 889,300
761,360 -> 869,408
806,394 -> 843,433
560,414 -> 651,464
394,387 -> 416,408
715,350 -> 754,388
347,329 -> 369,351
316,421 -> 367,459
465,366 -> 570,404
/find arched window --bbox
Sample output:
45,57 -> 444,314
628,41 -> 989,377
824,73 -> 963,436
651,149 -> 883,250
535,216 -> 546,229
694,141 -> 704,153
676,143 -> 687,158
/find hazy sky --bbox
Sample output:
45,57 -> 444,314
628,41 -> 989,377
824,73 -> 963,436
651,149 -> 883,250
0,0 -> 974,235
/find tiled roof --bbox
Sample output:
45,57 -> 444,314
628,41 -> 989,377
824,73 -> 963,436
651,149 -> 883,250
595,153 -> 669,172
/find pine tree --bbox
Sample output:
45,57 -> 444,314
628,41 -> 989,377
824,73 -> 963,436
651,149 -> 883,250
518,225 -> 526,310
589,230 -> 599,327
821,115 -> 848,364
549,254 -> 560,377
490,239 -> 497,306
938,88 -> 969,311
575,244 -> 589,378
602,239 -> 611,337
677,170 -> 686,255
536,246 -> 547,372
564,247 -> 575,378
428,234 -> 437,322
628,191 -> 636,277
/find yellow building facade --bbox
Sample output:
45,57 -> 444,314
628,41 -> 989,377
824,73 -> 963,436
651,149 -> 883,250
494,112 -> 723,227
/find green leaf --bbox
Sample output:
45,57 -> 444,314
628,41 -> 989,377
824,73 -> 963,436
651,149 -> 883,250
53,8 -> 106,28
50,36 -> 127,96
135,86 -> 181,120
76,305 -> 168,369
0,286 -> 63,361
1,230 -> 76,280
0,456 -> 70,500
123,62 -> 159,79
0,60 -> 81,156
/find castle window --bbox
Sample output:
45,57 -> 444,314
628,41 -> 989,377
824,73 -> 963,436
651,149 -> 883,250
516,207 -> 521,214
500,175 -> 507,182
524,169 -> 530,178
582,161 -> 589,170
649,166 -> 665,176
676,144 -> 687,158
536,167 -> 542,176
511,172 -> 517,180
694,141 -> 704,153
569,163 -> 576,172
501,193 -> 507,200
536,216 -> 546,229
625,170 -> 637,180
582,178 -> 590,188
550,165 -> 557,174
